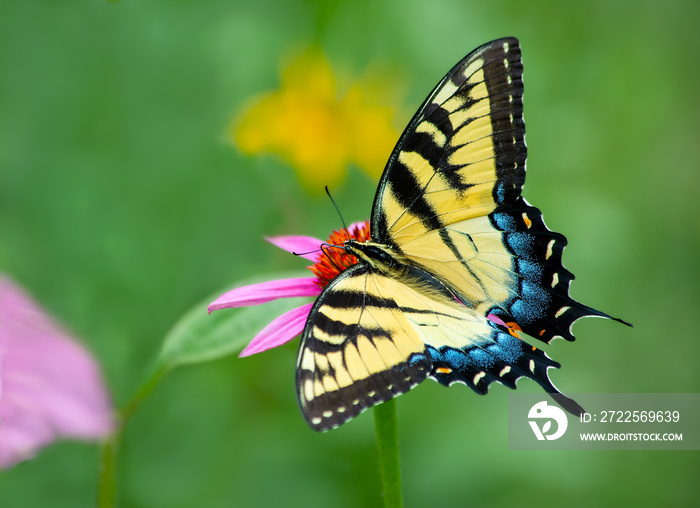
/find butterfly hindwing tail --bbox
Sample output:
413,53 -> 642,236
489,197 -> 628,344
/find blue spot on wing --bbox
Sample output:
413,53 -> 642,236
506,232 -> 536,259
492,211 -> 517,231
495,181 -> 507,204
408,352 -> 430,367
428,332 -> 524,371
511,280 -> 551,324
468,348 -> 496,369
443,347 -> 470,369
486,334 -> 523,363
516,259 -> 543,281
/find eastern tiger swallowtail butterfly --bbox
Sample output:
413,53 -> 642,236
296,37 -> 630,431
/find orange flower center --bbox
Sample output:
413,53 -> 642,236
308,221 -> 371,288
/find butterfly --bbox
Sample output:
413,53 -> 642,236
296,37 -> 631,431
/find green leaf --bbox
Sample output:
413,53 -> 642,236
156,271 -> 312,369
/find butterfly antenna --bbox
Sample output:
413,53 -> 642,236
291,248 -> 322,257
325,186 -> 349,234
291,243 -> 343,273
320,243 -> 342,272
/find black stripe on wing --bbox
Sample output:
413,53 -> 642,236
477,40 -> 527,209
296,355 -> 432,431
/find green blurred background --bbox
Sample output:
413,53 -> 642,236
1,0 -> 699,506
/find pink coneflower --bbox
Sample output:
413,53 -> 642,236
208,221 -> 370,357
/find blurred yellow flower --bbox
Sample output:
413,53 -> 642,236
231,50 -> 400,189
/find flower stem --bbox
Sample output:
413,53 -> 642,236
97,366 -> 170,507
374,399 -> 403,508
119,366 -> 169,426
97,433 -> 119,508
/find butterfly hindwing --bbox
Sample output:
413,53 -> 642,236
427,334 -> 584,417
395,196 -> 622,344
486,197 -> 623,342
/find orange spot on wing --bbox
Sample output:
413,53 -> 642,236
538,329 -> 546,337
522,213 -> 532,228
436,367 -> 452,374
505,321 -> 522,338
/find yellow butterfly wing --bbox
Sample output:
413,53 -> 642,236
296,264 -> 430,430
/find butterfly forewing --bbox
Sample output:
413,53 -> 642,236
371,37 -> 526,244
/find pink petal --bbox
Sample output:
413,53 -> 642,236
265,235 -> 324,262
239,303 -> 313,357
0,276 -> 114,469
208,278 -> 321,313
347,221 -> 369,236
487,313 -> 508,328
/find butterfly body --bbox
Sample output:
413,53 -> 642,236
296,37 -> 630,431
344,239 -> 403,272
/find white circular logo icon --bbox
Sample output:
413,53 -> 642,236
528,401 -> 568,441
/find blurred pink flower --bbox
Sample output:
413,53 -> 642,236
208,221 -> 370,357
0,276 -> 114,469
